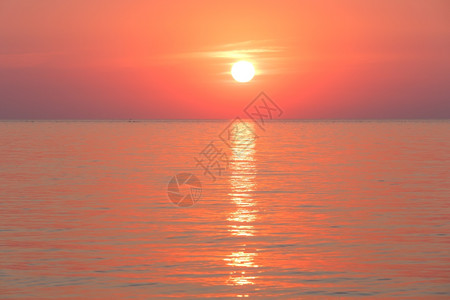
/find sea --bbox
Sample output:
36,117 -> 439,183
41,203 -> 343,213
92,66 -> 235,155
0,120 -> 449,299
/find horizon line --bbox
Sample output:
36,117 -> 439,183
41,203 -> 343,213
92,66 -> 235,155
0,118 -> 449,122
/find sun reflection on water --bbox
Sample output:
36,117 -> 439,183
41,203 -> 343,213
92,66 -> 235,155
225,121 -> 259,289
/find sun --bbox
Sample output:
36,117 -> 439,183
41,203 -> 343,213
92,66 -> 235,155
231,61 -> 255,82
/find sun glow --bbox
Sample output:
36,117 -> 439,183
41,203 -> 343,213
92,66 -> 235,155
231,61 -> 255,83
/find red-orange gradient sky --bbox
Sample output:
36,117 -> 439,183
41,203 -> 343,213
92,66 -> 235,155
0,0 -> 449,119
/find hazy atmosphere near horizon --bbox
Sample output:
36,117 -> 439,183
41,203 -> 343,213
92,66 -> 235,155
0,1 -> 449,299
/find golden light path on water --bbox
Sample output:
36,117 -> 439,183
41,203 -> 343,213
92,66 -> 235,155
224,121 -> 259,292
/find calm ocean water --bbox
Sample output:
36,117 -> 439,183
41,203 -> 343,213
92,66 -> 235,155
0,120 -> 449,299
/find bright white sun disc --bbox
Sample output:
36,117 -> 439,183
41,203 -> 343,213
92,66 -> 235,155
231,61 -> 255,82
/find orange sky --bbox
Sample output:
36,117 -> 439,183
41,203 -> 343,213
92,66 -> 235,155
0,0 -> 449,119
